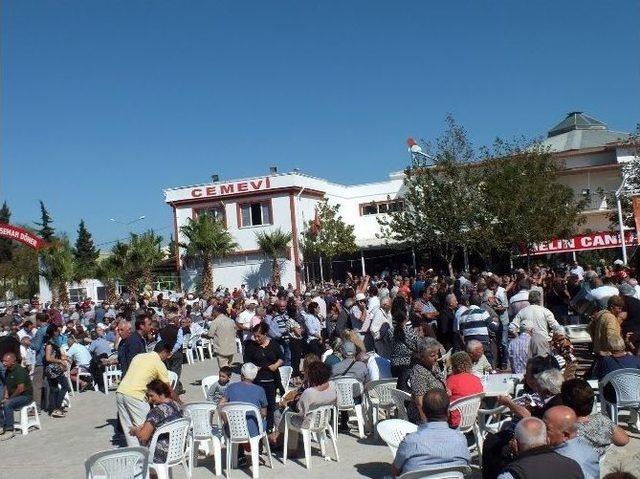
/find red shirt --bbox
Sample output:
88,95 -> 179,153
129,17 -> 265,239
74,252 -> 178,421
446,372 -> 483,427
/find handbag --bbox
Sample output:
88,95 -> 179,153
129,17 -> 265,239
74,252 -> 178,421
45,362 -> 65,379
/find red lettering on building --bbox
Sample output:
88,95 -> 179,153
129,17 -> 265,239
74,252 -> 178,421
205,186 -> 216,196
220,184 -> 235,194
187,178 -> 270,200
237,182 -> 248,192
191,188 -> 203,198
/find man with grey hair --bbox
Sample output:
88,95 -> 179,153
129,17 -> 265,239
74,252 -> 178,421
510,290 -> 562,340
370,297 -> 393,358
497,417 -> 584,479
220,362 -> 267,438
466,339 -> 492,375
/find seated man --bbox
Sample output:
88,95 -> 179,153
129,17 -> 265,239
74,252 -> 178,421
331,341 -> 369,384
392,389 -> 470,477
544,406 -> 600,479
0,352 -> 33,440
466,340 -> 492,375
66,335 -> 93,390
498,417 -> 583,479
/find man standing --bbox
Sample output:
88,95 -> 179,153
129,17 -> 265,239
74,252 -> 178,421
158,311 -> 184,395
116,342 -> 177,446
589,295 -> 624,356
203,305 -> 237,368
29,312 -> 49,410
458,295 -> 499,366
0,352 -> 33,440
370,297 -> 393,358
510,291 -> 562,340
237,299 -> 257,343
497,417 -> 583,479
438,294 -> 458,350
392,389 -> 470,477
544,406 -> 599,479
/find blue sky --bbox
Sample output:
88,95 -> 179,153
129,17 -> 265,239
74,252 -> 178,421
2,1 -> 638,249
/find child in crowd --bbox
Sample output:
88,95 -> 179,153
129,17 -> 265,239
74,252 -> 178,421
207,366 -> 232,405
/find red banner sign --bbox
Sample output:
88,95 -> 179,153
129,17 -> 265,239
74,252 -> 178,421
190,177 -> 271,199
528,230 -> 637,256
0,223 -> 48,250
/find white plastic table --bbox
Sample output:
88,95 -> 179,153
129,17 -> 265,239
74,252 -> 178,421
481,373 -> 523,397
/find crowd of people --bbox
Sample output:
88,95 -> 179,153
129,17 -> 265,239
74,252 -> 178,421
1,258 -> 640,478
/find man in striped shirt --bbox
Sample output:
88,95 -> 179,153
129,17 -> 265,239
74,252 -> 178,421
458,295 -> 499,366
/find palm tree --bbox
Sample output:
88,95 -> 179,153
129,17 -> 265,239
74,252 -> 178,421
41,237 -> 76,305
255,228 -> 292,286
109,231 -> 165,297
180,214 -> 237,297
95,255 -> 120,304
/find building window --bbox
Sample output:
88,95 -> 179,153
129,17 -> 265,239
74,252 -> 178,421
361,200 -> 404,215
194,205 -> 225,223
69,288 -> 87,304
240,201 -> 272,227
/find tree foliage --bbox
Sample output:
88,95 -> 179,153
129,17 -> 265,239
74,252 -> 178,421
41,236 -> 76,305
0,201 -> 14,262
379,115 -> 488,276
256,228 -> 292,286
73,219 -> 99,279
482,139 -> 586,259
95,255 -> 120,304
35,200 -> 55,241
180,214 -> 237,296
109,230 -> 165,296
301,198 -> 358,262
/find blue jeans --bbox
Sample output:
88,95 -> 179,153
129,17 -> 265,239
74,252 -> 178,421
0,363 -> 5,401
47,375 -> 71,412
2,395 -> 32,430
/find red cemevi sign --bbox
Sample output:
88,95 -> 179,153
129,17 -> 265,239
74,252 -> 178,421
528,230 -> 637,256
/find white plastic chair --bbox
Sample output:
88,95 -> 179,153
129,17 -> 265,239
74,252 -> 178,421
201,375 -> 220,400
14,401 -> 42,435
332,377 -> 366,439
389,388 -> 411,421
103,365 -> 122,395
197,337 -> 213,361
75,366 -> 97,393
168,371 -> 179,390
449,393 -> 485,459
278,365 -> 293,395
184,402 -> 223,476
183,339 -> 196,365
365,378 -> 397,429
376,419 -> 417,458
147,417 -> 192,479
283,405 -> 339,469
219,402 -> 273,479
599,368 -> 640,428
398,464 -> 472,479
85,446 -> 149,479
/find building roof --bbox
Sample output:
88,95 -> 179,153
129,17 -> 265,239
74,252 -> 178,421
541,111 -> 629,152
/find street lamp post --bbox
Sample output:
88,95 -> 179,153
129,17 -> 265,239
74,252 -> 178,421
615,174 -> 630,265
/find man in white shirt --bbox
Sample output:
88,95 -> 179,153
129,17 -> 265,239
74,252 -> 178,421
67,335 -> 93,390
585,277 -> 618,310
361,351 -> 392,381
311,290 -> 327,323
236,299 -> 257,342
569,261 -> 584,281
370,297 -> 393,358
509,290 -> 562,340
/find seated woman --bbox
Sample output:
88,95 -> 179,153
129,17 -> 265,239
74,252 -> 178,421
561,378 -> 629,456
129,379 -> 183,463
446,351 -> 483,427
280,361 -> 337,454
408,338 -> 446,424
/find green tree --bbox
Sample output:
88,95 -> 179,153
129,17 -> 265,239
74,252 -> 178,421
0,201 -> 14,262
302,198 -> 357,279
110,230 -> 165,296
482,139 -> 586,265
41,236 -> 76,305
256,228 -> 292,286
379,115 -> 488,277
35,200 -> 55,241
95,255 -> 120,304
73,219 -> 99,279
180,214 -> 237,296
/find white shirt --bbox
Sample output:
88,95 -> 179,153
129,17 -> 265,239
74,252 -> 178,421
66,342 -> 92,368
312,295 -> 327,321
453,305 -> 469,332
367,295 -> 381,316
366,353 -> 392,381
17,328 -> 33,341
586,285 -> 619,305
570,265 -> 585,280
370,308 -> 392,340
510,304 -> 561,339
236,309 -> 255,341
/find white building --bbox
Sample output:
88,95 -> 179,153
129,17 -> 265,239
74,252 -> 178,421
164,112 -> 634,291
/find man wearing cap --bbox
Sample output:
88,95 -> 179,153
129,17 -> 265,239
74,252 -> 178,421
237,299 -> 257,342
88,326 -> 114,357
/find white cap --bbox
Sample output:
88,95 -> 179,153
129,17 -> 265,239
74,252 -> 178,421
246,298 -> 258,306
355,292 -> 366,302
614,259 -> 624,266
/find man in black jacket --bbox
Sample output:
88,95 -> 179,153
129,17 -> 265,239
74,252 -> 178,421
498,416 -> 583,479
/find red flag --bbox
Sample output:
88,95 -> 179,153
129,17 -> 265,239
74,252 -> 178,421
311,207 -> 322,235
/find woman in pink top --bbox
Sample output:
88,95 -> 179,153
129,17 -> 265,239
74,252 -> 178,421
446,351 -> 483,427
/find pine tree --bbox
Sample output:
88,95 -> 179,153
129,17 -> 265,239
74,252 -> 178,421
74,219 -> 99,278
0,201 -> 13,262
35,200 -> 55,241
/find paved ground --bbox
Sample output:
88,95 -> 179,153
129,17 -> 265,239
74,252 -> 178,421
2,355 -> 640,479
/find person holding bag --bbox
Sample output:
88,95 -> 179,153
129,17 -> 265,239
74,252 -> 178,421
43,324 -> 71,417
